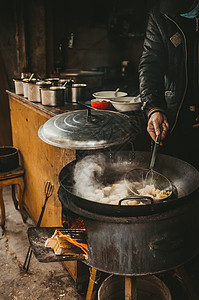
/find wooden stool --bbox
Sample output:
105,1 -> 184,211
0,166 -> 26,228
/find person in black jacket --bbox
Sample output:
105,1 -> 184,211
139,0 -> 199,169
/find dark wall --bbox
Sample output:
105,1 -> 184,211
0,0 -> 47,88
25,0 -> 46,78
0,2 -> 19,87
51,0 -> 150,73
0,0 -> 155,89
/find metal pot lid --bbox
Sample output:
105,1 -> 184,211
38,109 -> 133,150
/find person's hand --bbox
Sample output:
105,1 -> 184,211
193,115 -> 199,128
147,112 -> 169,144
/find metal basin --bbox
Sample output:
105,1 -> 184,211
98,275 -> 172,300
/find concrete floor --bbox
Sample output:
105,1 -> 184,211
0,186 -> 84,300
1,186 -> 199,300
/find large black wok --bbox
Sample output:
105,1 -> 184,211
58,151 -> 199,217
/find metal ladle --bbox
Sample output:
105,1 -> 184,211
124,129 -> 173,200
149,133 -> 161,171
130,94 -> 140,103
143,133 -> 162,186
114,88 -> 119,97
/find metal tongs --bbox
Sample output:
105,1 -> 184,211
23,181 -> 54,273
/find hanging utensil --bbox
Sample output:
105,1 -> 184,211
23,181 -> 54,273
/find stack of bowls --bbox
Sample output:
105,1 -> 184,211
91,90 -> 128,110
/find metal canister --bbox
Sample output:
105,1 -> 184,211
28,81 -> 50,102
66,83 -> 87,103
23,81 -> 29,98
13,79 -> 24,95
22,78 -> 37,98
57,79 -> 71,102
41,86 -> 65,106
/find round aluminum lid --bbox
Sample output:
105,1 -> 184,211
38,109 -> 133,150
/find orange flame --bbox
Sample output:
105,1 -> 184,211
58,230 -> 88,260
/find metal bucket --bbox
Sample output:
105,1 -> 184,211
98,275 -> 172,300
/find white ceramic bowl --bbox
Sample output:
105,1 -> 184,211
93,91 -> 127,99
110,96 -> 141,112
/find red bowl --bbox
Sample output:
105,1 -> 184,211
91,99 -> 110,110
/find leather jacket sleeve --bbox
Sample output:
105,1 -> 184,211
139,9 -> 168,119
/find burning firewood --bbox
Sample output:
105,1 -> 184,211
45,229 -> 88,259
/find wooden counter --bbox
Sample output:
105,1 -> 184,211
7,91 -> 90,285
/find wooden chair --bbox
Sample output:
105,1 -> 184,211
0,166 -> 26,228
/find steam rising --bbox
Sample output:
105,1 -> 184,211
73,154 -> 106,199
72,153 -> 171,204
73,153 -> 135,205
